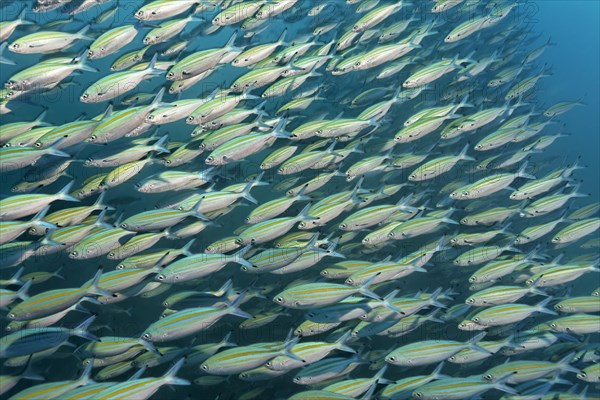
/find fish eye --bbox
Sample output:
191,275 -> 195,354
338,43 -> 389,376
550,323 -> 557,328
388,356 -> 396,362
12,43 -> 19,49
472,317 -> 479,322
466,298 -> 475,304
213,17 -> 219,23
8,313 -> 15,319
415,393 -> 423,398
207,156 -> 214,162
81,94 -> 89,100
157,274 -> 165,281
70,251 -> 78,256
88,50 -> 94,57
89,135 -> 96,141
275,296 -> 284,303
136,10 -> 143,16
484,374 -> 493,380
120,223 -> 127,229
201,364 -> 209,370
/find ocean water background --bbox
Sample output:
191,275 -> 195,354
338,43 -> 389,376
0,1 -> 599,399
535,0 -> 600,198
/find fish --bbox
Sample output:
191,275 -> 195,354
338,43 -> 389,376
8,25 -> 92,54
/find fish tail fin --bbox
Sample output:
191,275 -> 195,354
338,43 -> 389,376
558,352 -> 580,374
16,279 -> 32,301
220,331 -> 237,348
428,287 -> 447,308
139,338 -> 162,356
270,117 -> 292,139
85,267 -> 113,297
152,134 -> 170,154
527,276 -> 548,296
277,28 -> 287,44
145,53 -> 162,75
380,288 -> 404,315
18,6 -> 34,24
21,356 -> 44,381
74,316 -> 98,341
535,296 -> 557,315
189,197 -> 210,221
226,291 -> 253,319
93,208 -> 112,229
231,245 -> 255,269
296,202 -> 317,222
180,238 -> 196,257
77,361 -> 94,386
373,364 -> 391,384
334,329 -> 356,353
57,181 -> 80,202
294,184 -> 311,202
282,333 -> 304,362
431,361 -> 449,379
516,161 -> 536,179
426,308 -> 444,324
492,379 -> 519,396
30,205 -> 56,230
357,273 -> 383,301
9,267 -> 25,285
77,49 -> 99,73
224,30 -> 239,50
458,143 -> 475,161
409,261 -> 428,273
92,192 -> 114,212
323,237 -> 344,259
150,87 -> 166,110
164,358 -> 191,386
240,172 -> 264,204
76,24 -> 93,40
213,278 -> 233,297
39,228 -> 63,248
468,332 -> 493,355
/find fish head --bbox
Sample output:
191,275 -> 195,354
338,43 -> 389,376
135,182 -> 152,193
134,8 -> 150,20
273,294 -> 287,306
156,272 -> 176,284
482,372 -> 495,381
8,41 -> 23,53
80,91 -> 95,103
200,363 -> 211,372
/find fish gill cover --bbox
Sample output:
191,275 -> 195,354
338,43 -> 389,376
0,0 -> 598,399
